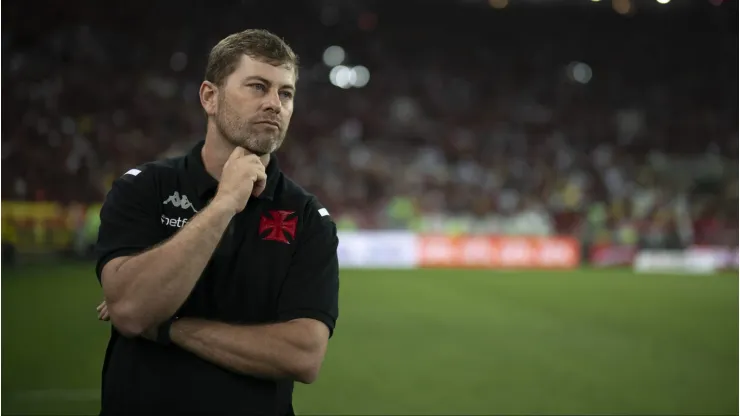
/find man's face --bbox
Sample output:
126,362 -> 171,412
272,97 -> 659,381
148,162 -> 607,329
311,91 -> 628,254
213,55 -> 296,156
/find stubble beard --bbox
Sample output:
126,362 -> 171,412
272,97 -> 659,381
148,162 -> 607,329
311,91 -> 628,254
214,100 -> 287,157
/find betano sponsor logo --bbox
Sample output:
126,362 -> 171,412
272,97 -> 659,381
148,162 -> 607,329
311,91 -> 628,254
161,214 -> 189,228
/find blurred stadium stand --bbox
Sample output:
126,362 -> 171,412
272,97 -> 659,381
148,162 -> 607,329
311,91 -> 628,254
1,0 -> 737,266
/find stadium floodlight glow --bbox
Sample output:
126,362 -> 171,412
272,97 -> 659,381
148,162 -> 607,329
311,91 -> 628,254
329,66 -> 342,87
323,46 -> 346,67
329,65 -> 352,89
656,0 -> 670,3
331,65 -> 371,89
612,0 -> 632,14
351,66 -> 370,88
591,0 -> 601,2
336,67 -> 353,89
347,68 -> 358,86
568,62 -> 593,84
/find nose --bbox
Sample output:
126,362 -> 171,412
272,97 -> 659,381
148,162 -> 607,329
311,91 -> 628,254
262,90 -> 282,114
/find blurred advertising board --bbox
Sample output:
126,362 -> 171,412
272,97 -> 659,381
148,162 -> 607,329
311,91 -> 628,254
590,244 -> 637,267
336,232 -> 581,269
686,246 -> 738,271
337,231 -> 418,269
633,249 -> 733,274
416,235 -> 580,269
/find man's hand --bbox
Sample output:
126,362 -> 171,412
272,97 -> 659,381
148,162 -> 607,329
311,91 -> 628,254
97,300 -> 110,321
213,147 -> 267,214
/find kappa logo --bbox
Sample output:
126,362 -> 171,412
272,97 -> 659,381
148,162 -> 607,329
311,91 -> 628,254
163,191 -> 197,213
259,210 -> 298,244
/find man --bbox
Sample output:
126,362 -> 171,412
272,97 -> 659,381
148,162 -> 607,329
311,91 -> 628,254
94,29 -> 339,416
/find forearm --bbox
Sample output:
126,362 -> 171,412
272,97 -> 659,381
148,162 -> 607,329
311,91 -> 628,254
170,318 -> 326,384
106,200 -> 235,332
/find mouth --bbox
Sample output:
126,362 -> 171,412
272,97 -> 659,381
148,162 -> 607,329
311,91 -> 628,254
255,121 -> 280,129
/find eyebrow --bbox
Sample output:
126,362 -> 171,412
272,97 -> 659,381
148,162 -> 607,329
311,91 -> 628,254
243,75 -> 295,91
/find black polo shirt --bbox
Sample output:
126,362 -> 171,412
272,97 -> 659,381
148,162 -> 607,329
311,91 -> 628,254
95,140 -> 339,416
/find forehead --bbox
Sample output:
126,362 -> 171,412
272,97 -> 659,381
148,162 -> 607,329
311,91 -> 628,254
229,54 -> 296,87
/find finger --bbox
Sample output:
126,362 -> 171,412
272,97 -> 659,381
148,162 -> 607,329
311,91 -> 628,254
99,306 -> 110,321
252,176 -> 267,197
252,183 -> 266,197
246,165 -> 267,183
228,146 -> 248,161
96,302 -> 105,312
240,158 -> 262,170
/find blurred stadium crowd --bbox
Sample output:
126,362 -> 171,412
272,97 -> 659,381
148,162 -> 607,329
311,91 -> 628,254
2,0 -> 737,259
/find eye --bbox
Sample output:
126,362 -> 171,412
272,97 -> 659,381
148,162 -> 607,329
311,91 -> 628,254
248,83 -> 266,92
279,91 -> 294,99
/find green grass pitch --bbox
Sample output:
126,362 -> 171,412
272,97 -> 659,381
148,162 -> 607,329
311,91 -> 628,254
2,262 -> 737,415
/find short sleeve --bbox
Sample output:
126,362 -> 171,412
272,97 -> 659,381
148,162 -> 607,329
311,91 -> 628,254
277,200 -> 339,337
95,166 -> 167,283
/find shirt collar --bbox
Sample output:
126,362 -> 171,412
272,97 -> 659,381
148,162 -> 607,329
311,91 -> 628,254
186,140 -> 281,201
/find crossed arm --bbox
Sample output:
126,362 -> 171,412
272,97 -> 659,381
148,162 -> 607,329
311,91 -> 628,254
96,179 -> 337,384
170,317 -> 328,383
98,301 -> 329,384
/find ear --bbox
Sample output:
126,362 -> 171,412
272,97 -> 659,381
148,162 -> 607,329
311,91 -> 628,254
200,81 -> 218,117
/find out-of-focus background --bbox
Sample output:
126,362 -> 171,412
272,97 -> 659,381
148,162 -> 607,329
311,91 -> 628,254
1,0 -> 738,414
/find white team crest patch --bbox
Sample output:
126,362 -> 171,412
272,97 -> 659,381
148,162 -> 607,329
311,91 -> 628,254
318,208 -> 329,217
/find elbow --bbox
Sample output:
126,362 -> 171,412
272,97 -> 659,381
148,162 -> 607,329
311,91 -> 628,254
108,301 -> 147,338
294,364 -> 321,385
292,352 -> 324,384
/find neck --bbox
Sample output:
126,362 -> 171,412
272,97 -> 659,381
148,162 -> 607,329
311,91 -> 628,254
202,125 -> 270,181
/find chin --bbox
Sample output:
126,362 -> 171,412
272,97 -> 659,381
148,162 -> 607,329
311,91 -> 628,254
249,138 -> 283,156
224,136 -> 270,156
244,142 -> 276,157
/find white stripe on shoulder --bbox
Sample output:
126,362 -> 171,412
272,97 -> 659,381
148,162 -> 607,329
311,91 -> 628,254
124,168 -> 142,177
318,208 -> 329,217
